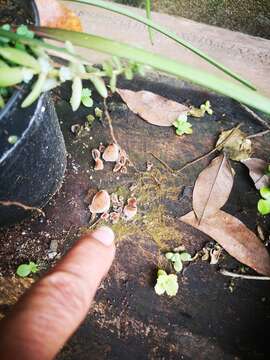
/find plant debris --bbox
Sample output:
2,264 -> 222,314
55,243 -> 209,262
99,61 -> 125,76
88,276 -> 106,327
241,158 -> 270,189
117,88 -> 188,126
192,154 -> 234,223
180,210 -> 270,276
216,127 -> 252,161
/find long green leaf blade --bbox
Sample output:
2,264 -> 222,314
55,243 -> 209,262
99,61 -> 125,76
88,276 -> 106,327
38,28 -> 270,115
66,0 -> 255,90
145,0 -> 154,45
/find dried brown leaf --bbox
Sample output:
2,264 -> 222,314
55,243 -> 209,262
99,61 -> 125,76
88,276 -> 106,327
193,154 -> 234,223
216,127 -> 252,161
180,210 -> 270,276
241,158 -> 269,189
36,0 -> 82,31
117,88 -> 188,126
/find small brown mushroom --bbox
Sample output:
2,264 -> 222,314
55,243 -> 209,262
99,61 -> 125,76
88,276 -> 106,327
92,149 -> 104,171
89,190 -> 110,214
102,143 -> 120,162
123,197 -> 137,220
94,158 -> 104,171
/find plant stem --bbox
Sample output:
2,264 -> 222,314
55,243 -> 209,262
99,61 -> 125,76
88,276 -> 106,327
0,201 -> 45,216
220,269 -> 270,280
103,98 -> 118,144
241,104 -> 270,130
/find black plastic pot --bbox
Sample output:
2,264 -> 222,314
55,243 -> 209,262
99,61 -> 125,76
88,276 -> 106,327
0,0 -> 67,226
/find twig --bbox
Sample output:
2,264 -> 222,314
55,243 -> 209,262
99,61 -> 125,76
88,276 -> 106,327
241,104 -> 270,130
150,152 -> 175,174
247,129 -> 270,139
220,269 -> 270,280
176,124 -> 242,173
0,200 -> 45,216
103,98 -> 118,144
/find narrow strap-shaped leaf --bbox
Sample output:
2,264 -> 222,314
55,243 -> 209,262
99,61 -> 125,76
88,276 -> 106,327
21,72 -> 47,108
145,0 -> 154,45
0,29 -> 90,65
66,0 -> 255,90
37,28 -> 270,115
0,46 -> 40,71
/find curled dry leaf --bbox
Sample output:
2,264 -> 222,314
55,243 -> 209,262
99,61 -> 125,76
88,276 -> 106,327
102,143 -> 120,162
89,190 -> 110,214
193,154 -> 234,223
241,158 -> 269,189
180,210 -> 270,276
216,127 -> 252,161
117,88 -> 188,127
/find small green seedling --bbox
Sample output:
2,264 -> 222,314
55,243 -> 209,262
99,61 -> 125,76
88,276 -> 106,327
16,261 -> 39,278
200,100 -> 213,115
154,269 -> 179,297
265,164 -> 270,176
173,114 -> 193,136
258,187 -> 270,215
165,251 -> 192,272
189,100 -> 213,118
81,88 -> 93,108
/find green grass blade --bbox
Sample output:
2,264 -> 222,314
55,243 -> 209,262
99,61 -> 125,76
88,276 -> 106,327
37,28 -> 270,115
145,0 -> 154,45
66,0 -> 255,90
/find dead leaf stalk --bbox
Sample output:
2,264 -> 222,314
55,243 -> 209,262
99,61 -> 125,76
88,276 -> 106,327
220,269 -> 270,280
0,201 -> 45,216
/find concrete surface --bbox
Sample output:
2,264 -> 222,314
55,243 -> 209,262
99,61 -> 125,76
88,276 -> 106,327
65,1 -> 270,97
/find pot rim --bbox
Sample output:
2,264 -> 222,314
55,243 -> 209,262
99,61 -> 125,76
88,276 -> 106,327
0,0 -> 40,122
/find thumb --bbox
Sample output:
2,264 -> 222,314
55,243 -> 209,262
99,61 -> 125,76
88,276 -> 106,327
0,226 -> 115,360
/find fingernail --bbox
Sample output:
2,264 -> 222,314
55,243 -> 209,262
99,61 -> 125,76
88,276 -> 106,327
91,226 -> 115,246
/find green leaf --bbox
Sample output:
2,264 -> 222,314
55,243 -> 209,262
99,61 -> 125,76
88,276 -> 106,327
29,261 -> 39,273
260,187 -> 270,200
0,94 -> 4,109
165,274 -> 179,296
21,72 -> 47,108
66,0 -> 254,90
165,252 -> 174,260
154,270 -> 179,296
81,96 -> 93,108
258,199 -> 270,215
180,252 -> 192,262
70,76 -> 83,111
39,28 -> 270,115
173,261 -> 183,273
7,135 -> 18,144
89,74 -> 108,98
95,107 -> 103,118
16,25 -> 34,39
0,46 -> 40,71
0,67 -> 34,87
173,115 -> 193,136
16,264 -> 31,277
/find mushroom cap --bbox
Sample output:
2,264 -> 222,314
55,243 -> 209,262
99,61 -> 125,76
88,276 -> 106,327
102,143 -> 120,162
89,190 -> 110,213
92,148 -> 101,160
94,158 -> 104,171
123,204 -> 137,220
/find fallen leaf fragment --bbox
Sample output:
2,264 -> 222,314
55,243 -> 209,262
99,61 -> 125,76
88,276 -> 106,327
192,154 -> 234,223
241,158 -> 269,189
180,210 -> 270,276
117,88 -> 188,126
216,127 -> 252,161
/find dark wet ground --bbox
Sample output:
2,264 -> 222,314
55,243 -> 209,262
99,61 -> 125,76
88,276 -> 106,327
1,74 -> 270,359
